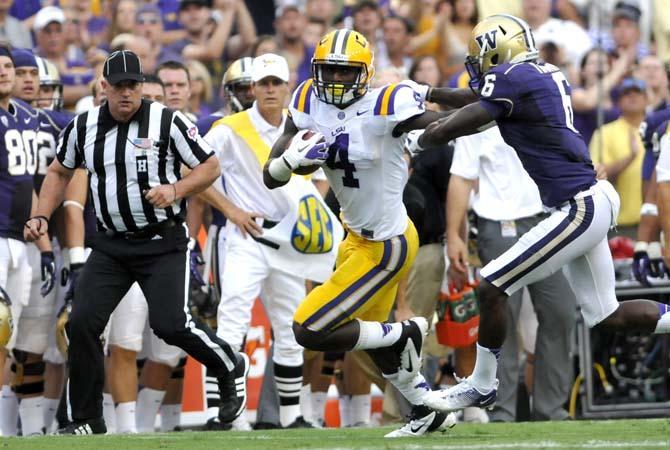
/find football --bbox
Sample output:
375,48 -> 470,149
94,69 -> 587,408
285,130 -> 327,175
286,129 -> 325,148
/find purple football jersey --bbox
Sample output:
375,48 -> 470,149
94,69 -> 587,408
478,62 -> 596,207
35,109 -> 75,193
641,106 -> 670,181
0,99 -> 40,240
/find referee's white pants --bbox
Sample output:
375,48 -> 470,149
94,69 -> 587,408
217,229 -> 305,367
0,238 -> 31,351
481,180 -> 621,327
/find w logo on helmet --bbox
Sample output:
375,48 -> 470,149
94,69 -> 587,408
475,30 -> 498,50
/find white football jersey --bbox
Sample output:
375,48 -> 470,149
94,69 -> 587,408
289,80 -> 425,241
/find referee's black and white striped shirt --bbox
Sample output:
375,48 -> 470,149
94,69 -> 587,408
56,99 -> 214,232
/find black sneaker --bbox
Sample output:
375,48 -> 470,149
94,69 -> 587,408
285,416 -> 314,429
55,418 -> 107,435
218,352 -> 250,424
253,421 -> 280,430
203,417 -> 231,431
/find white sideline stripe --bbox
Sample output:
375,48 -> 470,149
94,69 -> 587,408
130,434 -> 669,448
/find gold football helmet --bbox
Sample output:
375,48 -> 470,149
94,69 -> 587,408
0,287 -> 13,349
223,57 -> 254,113
36,56 -> 63,110
55,302 -> 71,357
312,28 -> 374,107
465,14 -> 539,90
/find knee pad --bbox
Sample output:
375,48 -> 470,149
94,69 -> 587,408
10,350 -> 46,394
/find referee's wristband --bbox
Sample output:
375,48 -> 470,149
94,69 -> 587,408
640,202 -> 658,216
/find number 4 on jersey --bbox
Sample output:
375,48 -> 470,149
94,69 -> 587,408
326,133 -> 360,188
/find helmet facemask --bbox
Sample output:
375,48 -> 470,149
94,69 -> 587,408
224,80 -> 254,113
312,61 -> 369,107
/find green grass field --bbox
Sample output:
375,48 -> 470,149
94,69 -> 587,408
1,419 -> 668,450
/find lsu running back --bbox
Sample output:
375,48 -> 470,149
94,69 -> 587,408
288,29 -> 427,241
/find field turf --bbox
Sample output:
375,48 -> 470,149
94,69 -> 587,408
1,419 -> 668,450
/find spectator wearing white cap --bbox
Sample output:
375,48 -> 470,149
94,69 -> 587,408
34,6 -> 93,109
0,0 -> 32,49
200,53 -> 329,430
523,0 -> 593,70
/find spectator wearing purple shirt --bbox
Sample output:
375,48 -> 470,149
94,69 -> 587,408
275,4 -> 312,85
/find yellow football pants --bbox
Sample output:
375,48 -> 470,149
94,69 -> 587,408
294,220 -> 419,331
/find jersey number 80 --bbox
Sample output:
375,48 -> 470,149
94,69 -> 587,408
6,129 -> 38,177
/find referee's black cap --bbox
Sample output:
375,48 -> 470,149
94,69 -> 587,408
104,50 -> 144,85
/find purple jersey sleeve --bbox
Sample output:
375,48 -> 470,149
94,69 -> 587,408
478,66 -> 518,119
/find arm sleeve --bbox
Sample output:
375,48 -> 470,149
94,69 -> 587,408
55,117 -> 81,170
170,111 -> 215,169
450,134 -> 481,180
478,68 -> 518,119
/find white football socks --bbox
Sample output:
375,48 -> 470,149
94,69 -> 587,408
299,384 -> 312,423
115,401 -> 137,434
310,391 -> 327,427
19,396 -> 44,436
159,404 -> 181,432
349,394 -> 371,426
338,395 -> 351,427
42,397 -> 60,433
352,320 -> 403,350
470,344 -> 500,392
136,388 -> 165,433
0,385 -> 18,436
102,393 -> 117,434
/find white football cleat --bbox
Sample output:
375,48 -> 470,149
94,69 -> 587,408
384,405 -> 457,438
424,376 -> 498,412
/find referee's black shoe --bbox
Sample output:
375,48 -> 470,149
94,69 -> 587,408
55,417 -> 107,435
218,352 -> 250,424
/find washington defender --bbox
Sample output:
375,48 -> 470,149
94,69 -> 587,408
403,14 -> 670,412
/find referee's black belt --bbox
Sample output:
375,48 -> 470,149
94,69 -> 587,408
104,218 -> 180,240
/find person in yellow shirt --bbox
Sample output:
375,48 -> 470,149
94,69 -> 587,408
590,78 -> 648,237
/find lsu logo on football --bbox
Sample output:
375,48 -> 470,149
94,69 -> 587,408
475,29 -> 498,50
291,195 -> 334,254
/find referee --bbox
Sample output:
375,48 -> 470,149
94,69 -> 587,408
24,50 -> 249,435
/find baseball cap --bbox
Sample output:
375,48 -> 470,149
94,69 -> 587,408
613,0 -> 641,23
103,50 -> 144,85
179,0 -> 212,10
251,53 -> 290,83
615,77 -> 646,100
11,49 -> 37,68
33,6 -> 65,32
